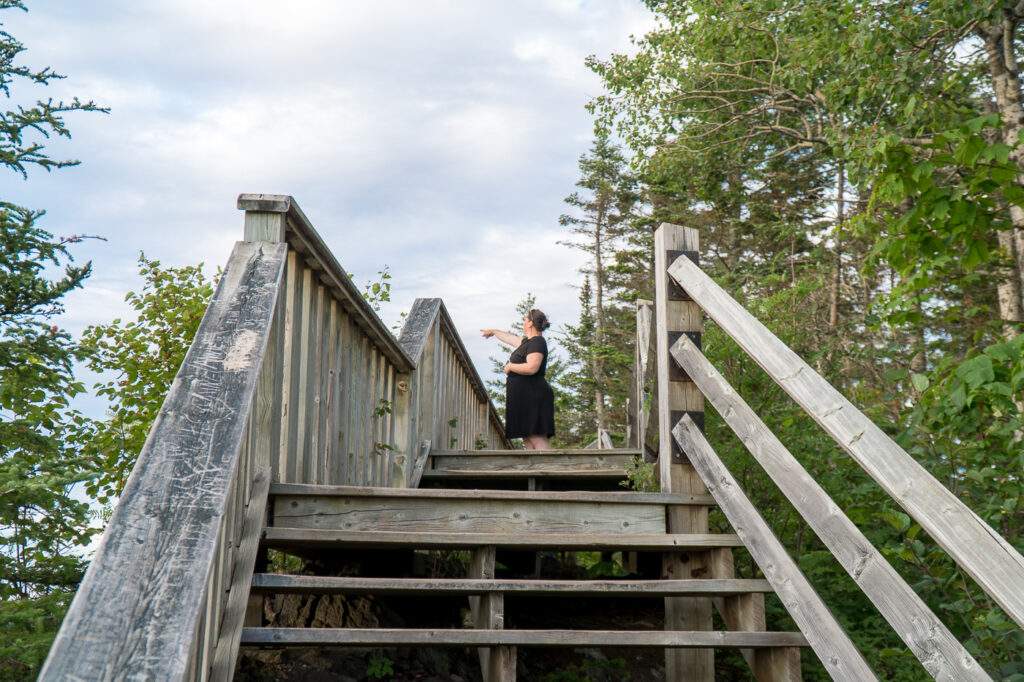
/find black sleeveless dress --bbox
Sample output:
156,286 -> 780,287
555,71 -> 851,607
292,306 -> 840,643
505,336 -> 555,438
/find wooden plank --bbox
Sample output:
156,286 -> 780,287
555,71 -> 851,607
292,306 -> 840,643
326,300 -> 342,484
672,416 -> 877,681
270,496 -> 667,535
269,482 -> 713,505
249,575 -> 774,596
278,251 -> 301,483
294,266 -> 315,482
409,440 -> 430,489
669,253 -> 1024,630
654,224 -> 712,680
39,242 -> 287,681
243,210 -> 286,242
421,469 -> 627,480
211,468 -> 271,681
239,628 -> 808,648
261,528 -> 743,551
415,448 -> 642,457
635,299 -> 657,458
670,335 -> 989,680
469,546 -> 515,680
429,454 -> 635,471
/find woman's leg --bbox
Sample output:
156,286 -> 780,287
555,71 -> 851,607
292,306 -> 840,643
525,434 -> 551,450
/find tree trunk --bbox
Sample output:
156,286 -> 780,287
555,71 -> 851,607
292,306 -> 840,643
981,15 -> 1024,333
594,212 -> 607,434
829,163 -> 845,328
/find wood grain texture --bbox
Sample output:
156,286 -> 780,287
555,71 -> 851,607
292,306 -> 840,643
673,416 -> 877,681
668,253 -> 1024,630
654,223 -> 712,680
270,495 -> 667,534
429,448 -> 641,456
670,334 -> 989,681
239,628 -> 809,648
269,482 -> 713,505
40,241 -> 287,681
261,528 -> 744,551
211,468 -> 271,681
249,575 -> 774,596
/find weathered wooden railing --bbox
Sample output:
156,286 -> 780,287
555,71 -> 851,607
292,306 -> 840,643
646,222 -> 1022,680
41,194 -> 506,680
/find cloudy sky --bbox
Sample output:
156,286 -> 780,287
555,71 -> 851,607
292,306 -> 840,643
5,0 -> 654,408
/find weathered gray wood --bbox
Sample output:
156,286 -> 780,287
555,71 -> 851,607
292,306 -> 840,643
429,448 -> 641,456
238,194 -> 414,373
409,440 -> 430,488
243,210 -> 286,242
269,482 -> 713,505
270,495 -> 667,534
211,468 -> 271,681
239,628 -> 809,648
421,468 -> 627,480
668,253 -> 1024,630
428,454 -> 635,472
469,546 -> 515,681
40,242 -> 287,681
249,575 -> 774,596
634,299 -> 656,458
398,298 -> 509,448
670,334 -> 990,681
655,223 -> 712,680
673,415 -> 877,681
261,528 -> 744,551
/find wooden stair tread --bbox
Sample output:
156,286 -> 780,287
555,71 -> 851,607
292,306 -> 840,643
251,574 -> 774,596
261,528 -> 743,550
270,483 -> 710,505
421,468 -> 627,478
240,627 -> 808,648
429,449 -> 641,456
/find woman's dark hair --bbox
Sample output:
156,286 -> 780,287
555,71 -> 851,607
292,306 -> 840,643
528,308 -> 550,332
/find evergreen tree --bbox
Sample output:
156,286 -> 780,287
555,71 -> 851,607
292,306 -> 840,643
0,1 -> 105,675
559,133 -> 639,440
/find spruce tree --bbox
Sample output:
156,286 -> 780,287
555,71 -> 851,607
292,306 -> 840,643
0,1 -> 105,675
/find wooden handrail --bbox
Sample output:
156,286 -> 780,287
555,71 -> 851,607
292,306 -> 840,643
670,334 -> 989,680
666,248 -> 1024,630
40,241 -> 287,680
673,416 -> 877,681
398,298 -> 509,465
238,193 -> 414,373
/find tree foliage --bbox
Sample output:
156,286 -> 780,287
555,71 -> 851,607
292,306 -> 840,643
0,2 -> 106,675
77,255 -> 216,505
553,0 -> 1024,676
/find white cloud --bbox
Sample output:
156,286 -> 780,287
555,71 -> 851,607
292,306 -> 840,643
5,0 -> 656,416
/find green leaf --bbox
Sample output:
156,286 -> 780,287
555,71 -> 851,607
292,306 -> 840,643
910,373 -> 929,392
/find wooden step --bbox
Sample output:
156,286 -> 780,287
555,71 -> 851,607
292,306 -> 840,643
270,484 -> 713,536
250,574 -> 774,597
427,449 -> 638,474
240,627 -> 808,648
261,528 -> 744,551
420,468 -> 627,480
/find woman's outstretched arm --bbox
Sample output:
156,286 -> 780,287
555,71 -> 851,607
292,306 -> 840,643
480,328 -> 523,348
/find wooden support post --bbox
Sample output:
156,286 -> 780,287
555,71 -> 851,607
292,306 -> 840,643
710,549 -> 800,681
391,372 -> 413,487
654,223 -> 712,680
469,546 -> 515,681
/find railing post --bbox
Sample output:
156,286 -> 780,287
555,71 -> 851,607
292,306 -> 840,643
653,223 -> 711,679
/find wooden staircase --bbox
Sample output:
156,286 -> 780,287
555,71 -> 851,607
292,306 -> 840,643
238,449 -> 810,680
42,199 -> 1020,682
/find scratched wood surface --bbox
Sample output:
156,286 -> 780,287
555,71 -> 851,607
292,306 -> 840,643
40,241 -> 287,681
669,252 -> 1024,630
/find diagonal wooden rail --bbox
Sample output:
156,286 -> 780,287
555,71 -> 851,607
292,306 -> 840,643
666,250 -> 1024,631
669,333 -> 989,680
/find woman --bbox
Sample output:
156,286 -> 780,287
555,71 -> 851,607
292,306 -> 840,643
481,308 -> 555,450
